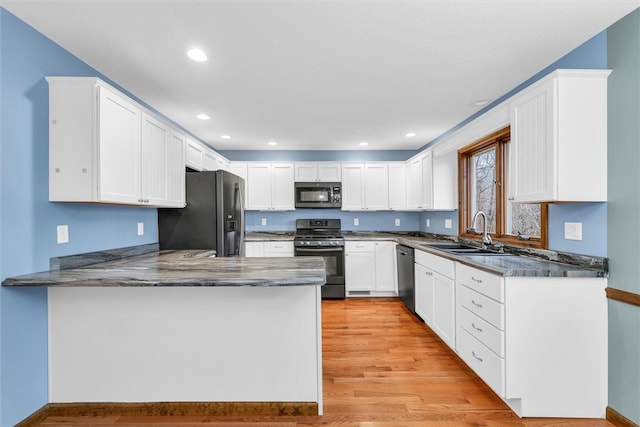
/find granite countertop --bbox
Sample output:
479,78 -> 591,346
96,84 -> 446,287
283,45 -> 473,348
246,230 -> 606,278
245,232 -> 295,242
2,250 -> 326,287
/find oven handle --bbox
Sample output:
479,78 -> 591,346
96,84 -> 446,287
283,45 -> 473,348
295,247 -> 344,253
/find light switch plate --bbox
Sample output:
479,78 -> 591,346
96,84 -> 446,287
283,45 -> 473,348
57,225 -> 69,244
395,218 -> 400,226
137,222 -> 144,236
564,222 -> 582,240
426,219 -> 430,227
354,218 -> 359,226
444,219 -> 453,229
261,218 -> 267,226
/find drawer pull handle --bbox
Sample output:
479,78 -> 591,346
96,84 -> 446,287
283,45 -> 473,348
472,351 -> 483,362
471,322 -> 483,332
425,271 -> 433,276
471,299 -> 483,308
471,276 -> 483,283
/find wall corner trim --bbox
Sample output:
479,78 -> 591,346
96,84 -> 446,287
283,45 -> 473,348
606,287 -> 640,307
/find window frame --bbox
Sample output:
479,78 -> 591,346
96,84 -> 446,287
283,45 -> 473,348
458,127 -> 548,249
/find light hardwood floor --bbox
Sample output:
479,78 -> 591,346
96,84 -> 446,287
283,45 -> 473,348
39,298 -> 613,427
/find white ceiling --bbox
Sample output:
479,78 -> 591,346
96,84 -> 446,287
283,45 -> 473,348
2,0 -> 639,151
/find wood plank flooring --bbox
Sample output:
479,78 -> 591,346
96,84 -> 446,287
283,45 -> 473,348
38,298 -> 613,427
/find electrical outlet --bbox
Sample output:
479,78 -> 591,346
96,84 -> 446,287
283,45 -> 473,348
57,225 -> 69,244
261,218 -> 267,226
137,222 -> 144,236
395,218 -> 401,226
426,219 -> 430,227
444,219 -> 453,229
564,222 -> 583,240
354,218 -> 359,226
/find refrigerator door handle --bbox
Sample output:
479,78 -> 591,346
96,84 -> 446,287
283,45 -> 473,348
235,182 -> 244,256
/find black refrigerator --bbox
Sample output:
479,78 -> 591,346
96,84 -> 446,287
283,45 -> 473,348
158,170 -> 245,256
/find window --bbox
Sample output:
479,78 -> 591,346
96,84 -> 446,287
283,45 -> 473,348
458,127 -> 547,248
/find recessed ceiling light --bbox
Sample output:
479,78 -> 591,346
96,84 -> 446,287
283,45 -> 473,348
196,113 -> 210,120
359,141 -> 368,147
187,48 -> 207,62
405,132 -> 416,138
220,135 -> 231,139
472,99 -> 491,107
268,141 -> 278,146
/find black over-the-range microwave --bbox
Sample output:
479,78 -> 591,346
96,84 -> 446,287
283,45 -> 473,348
294,182 -> 342,208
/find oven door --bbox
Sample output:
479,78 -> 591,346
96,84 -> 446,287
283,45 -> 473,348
294,246 -> 345,299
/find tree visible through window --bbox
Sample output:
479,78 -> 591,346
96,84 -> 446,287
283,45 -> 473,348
459,127 -> 547,248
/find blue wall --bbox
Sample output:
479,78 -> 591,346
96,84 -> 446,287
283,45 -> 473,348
0,5 -> 619,426
0,9 -> 159,425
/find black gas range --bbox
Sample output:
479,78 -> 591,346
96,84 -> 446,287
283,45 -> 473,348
294,219 -> 345,299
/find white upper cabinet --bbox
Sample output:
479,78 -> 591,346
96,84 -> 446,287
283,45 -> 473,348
406,152 -> 433,210
341,163 -> 389,211
388,162 -> 407,210
432,150 -> 458,210
47,77 -> 186,207
246,163 -> 295,210
202,151 -> 218,171
185,138 -> 203,171
294,162 -> 341,182
509,69 -> 610,202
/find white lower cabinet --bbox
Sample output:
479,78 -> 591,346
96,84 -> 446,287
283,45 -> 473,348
244,241 -> 293,258
345,241 -> 397,296
414,250 -> 455,348
454,262 -> 607,418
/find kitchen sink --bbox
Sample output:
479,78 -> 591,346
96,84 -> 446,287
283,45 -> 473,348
421,242 -> 515,256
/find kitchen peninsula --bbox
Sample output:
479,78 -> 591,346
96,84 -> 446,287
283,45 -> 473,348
3,250 -> 326,416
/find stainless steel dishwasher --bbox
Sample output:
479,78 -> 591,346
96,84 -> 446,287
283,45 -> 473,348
395,244 -> 415,313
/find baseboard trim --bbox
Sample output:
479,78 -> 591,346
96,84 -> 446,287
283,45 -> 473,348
14,404 -> 49,427
607,406 -> 639,427
16,401 -> 318,425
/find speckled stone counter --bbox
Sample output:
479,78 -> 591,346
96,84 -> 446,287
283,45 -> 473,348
245,232 -> 295,242
2,250 -> 326,287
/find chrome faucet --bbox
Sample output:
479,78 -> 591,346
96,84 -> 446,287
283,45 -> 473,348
471,211 -> 492,247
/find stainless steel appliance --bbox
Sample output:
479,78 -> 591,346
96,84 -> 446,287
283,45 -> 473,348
294,182 -> 342,208
294,218 -> 345,299
396,244 -> 415,313
158,170 -> 245,256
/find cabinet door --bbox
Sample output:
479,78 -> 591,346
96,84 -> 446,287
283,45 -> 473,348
247,164 -> 273,210
166,130 -> 186,207
374,241 -> 396,292
270,163 -> 295,210
388,163 -> 407,210
406,158 -> 423,209
140,112 -> 169,205
414,263 -> 434,326
420,152 -> 433,209
185,138 -> 203,170
432,151 -> 457,210
341,164 -> 364,211
364,164 -> 389,210
202,151 -> 218,171
317,163 -> 341,181
433,272 -> 455,348
263,241 -> 294,257
294,163 -> 318,181
97,85 -> 141,204
244,242 -> 264,257
345,251 -> 375,292
509,79 -> 555,202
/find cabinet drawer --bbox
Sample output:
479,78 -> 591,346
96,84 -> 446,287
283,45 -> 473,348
415,250 -> 454,279
346,241 -> 375,252
456,263 -> 504,302
457,305 -> 504,357
457,327 -> 505,397
263,241 -> 293,253
457,284 -> 504,330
